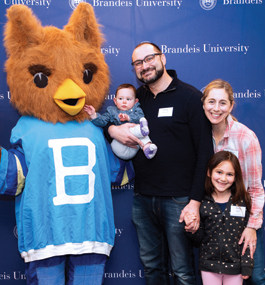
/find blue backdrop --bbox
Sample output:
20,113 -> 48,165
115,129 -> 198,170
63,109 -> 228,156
0,0 -> 264,284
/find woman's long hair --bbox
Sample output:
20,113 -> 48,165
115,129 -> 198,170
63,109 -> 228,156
205,151 -> 252,213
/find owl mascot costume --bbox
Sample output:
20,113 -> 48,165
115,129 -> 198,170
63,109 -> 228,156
0,3 -> 133,284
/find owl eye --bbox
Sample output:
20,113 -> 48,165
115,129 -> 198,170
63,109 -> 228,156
83,69 -> 93,84
33,72 -> 48,88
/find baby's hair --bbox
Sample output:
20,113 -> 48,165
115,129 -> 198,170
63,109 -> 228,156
115,83 -> 137,98
205,151 -> 252,213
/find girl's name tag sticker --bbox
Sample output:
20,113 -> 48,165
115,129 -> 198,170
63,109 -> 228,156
230,205 -> 246,217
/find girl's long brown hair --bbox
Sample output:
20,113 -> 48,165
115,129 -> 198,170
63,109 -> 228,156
205,151 -> 252,213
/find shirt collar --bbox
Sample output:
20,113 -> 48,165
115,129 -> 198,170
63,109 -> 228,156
143,69 -> 177,95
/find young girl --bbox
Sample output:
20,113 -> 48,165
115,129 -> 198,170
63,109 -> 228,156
185,151 -> 253,285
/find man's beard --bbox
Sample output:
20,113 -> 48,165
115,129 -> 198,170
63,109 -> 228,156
138,66 -> 164,84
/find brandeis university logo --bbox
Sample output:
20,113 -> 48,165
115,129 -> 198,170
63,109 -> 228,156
200,0 -> 217,10
69,0 -> 87,10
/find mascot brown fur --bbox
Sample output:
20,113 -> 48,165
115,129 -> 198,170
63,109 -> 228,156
0,4 -> 120,285
4,3 -> 109,123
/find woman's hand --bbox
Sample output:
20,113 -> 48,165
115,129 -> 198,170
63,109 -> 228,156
239,227 -> 257,258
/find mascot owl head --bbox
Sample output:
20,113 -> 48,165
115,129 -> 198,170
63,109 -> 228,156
4,3 -> 109,124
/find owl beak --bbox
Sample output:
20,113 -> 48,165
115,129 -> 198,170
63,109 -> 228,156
53,79 -> 86,116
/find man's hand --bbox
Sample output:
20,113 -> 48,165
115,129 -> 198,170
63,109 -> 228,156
108,124 -> 144,148
179,200 -> 201,233
239,227 -> 257,258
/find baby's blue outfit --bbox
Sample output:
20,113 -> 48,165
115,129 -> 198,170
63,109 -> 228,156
91,102 -> 151,160
92,102 -> 144,126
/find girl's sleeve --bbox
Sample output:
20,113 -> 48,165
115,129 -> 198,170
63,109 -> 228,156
240,244 -> 254,277
184,224 -> 205,248
240,209 -> 254,277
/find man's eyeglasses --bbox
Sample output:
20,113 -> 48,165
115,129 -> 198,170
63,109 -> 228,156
131,53 -> 162,69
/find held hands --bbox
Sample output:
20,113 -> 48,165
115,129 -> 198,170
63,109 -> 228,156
118,113 -> 130,122
184,213 -> 197,230
242,275 -> 250,280
179,200 -> 201,233
84,105 -> 97,120
239,227 -> 257,259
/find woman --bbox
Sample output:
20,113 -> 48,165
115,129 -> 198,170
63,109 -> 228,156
202,79 -> 265,284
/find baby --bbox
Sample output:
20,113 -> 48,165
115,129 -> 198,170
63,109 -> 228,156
84,83 -> 157,160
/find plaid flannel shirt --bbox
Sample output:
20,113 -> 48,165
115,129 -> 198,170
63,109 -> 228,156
214,115 -> 264,229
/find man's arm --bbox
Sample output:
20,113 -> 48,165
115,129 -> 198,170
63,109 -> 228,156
107,124 -> 144,148
180,90 -> 214,232
187,91 -> 214,202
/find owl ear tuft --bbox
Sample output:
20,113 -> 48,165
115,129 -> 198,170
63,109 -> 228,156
4,5 -> 44,56
64,3 -> 105,50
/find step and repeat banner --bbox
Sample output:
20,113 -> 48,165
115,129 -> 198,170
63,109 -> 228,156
0,0 -> 264,284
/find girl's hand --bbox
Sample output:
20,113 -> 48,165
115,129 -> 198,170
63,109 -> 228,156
242,275 -> 249,280
239,227 -> 257,258
184,213 -> 197,226
184,213 -> 198,233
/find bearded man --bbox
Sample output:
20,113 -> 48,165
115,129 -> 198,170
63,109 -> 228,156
107,42 -> 214,285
